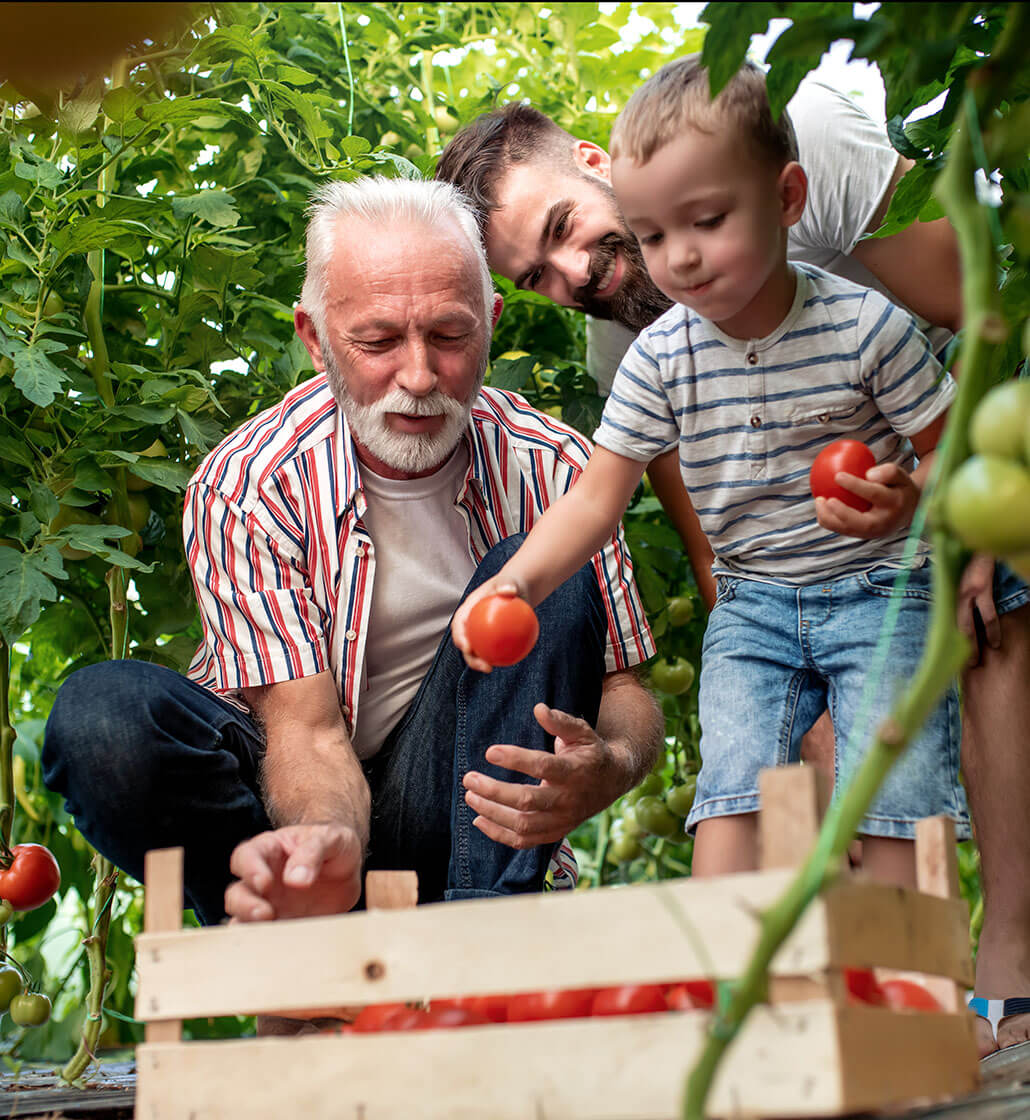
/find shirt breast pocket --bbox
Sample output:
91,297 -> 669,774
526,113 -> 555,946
789,396 -> 867,435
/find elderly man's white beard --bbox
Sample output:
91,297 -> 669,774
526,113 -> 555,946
323,349 -> 485,475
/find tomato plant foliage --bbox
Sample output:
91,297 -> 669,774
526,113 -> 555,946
0,0 -> 1023,1057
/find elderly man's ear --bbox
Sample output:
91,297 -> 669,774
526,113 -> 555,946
294,307 -> 324,372
491,292 -> 504,330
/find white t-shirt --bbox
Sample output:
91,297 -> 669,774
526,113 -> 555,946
351,444 -> 475,758
585,80 -> 953,394
593,265 -> 955,583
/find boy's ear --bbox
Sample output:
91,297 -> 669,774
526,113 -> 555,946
779,161 -> 807,227
572,140 -> 612,184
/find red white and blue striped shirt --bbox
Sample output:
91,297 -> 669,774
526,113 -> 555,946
183,376 -> 655,884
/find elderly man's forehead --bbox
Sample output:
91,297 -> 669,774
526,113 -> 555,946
329,211 -> 478,264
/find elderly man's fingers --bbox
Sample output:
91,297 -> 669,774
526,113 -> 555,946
533,703 -> 593,743
463,773 -> 559,814
470,811 -> 563,849
224,879 -> 277,923
481,743 -> 573,781
228,832 -> 287,896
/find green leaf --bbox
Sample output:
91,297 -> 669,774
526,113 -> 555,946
0,436 -> 32,469
0,549 -> 60,644
865,161 -> 938,239
102,86 -> 143,126
27,481 -> 59,525
340,135 -> 372,158
170,191 -> 241,229
489,355 -> 536,392
699,2 -> 778,97
13,343 -> 68,408
49,217 -> 149,265
113,456 -> 193,493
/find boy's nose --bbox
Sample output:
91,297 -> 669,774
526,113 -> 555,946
667,238 -> 701,277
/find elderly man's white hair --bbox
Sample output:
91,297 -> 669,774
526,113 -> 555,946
300,175 -> 494,339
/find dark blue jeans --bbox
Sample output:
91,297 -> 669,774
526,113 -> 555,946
42,537 -> 607,924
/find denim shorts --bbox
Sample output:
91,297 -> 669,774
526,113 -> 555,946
994,560 -> 1030,614
688,561 -> 970,841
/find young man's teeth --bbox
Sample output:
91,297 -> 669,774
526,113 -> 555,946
598,258 -> 616,290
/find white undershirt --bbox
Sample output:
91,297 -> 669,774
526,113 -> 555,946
350,444 -> 475,759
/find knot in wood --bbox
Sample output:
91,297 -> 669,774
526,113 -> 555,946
364,959 -> 385,981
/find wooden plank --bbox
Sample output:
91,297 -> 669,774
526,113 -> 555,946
365,870 -> 417,910
140,848 -> 184,1044
914,816 -> 967,1013
134,872 -> 972,1022
758,765 -> 826,870
838,1001 -> 979,1111
134,1002 -> 979,1119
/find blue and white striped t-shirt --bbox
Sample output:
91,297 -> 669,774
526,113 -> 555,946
594,265 -> 955,583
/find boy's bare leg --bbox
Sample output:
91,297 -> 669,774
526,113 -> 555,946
861,836 -> 917,889
691,815 -> 759,877
961,603 -> 1030,1057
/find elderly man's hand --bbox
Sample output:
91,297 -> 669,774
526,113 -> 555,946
225,823 -> 363,922
461,703 -> 622,847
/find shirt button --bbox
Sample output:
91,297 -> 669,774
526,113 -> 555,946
818,413 -> 830,424
345,628 -> 357,641
342,705 -> 350,716
746,352 -> 758,365
750,415 -> 762,428
355,545 -> 365,557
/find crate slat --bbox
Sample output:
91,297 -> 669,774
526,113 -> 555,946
134,1002 -> 977,1120
135,872 -> 971,1022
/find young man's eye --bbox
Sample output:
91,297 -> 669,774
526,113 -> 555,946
696,214 -> 725,230
554,214 -> 568,239
526,267 -> 544,289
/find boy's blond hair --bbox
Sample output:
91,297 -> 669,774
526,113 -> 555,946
610,54 -> 798,170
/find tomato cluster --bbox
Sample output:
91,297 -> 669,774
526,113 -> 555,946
339,972 -> 940,1034
608,772 -> 698,863
945,380 -> 1030,576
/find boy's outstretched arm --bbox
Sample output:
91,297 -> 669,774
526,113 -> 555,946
814,411 -> 947,539
452,447 -> 647,670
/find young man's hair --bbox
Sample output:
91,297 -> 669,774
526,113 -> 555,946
435,103 -> 576,236
610,54 -> 798,169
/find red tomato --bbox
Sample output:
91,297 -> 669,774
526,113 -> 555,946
880,978 -> 941,1012
665,980 -> 716,1011
0,844 -> 60,911
466,594 -> 539,666
415,1006 -> 490,1030
506,987 -> 597,1023
809,439 -> 876,512
352,1002 -> 414,1033
844,968 -> 886,1006
591,984 -> 668,1017
430,994 -> 510,1023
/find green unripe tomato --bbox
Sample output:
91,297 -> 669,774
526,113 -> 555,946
944,454 -> 1030,554
0,901 -> 13,926
624,772 -> 664,805
606,823 -> 643,864
0,968 -> 22,1012
650,657 -> 696,696
969,380 -> 1030,462
667,596 -> 695,626
633,795 -> 681,838
619,804 -> 644,837
9,991 -> 51,1027
665,776 -> 698,818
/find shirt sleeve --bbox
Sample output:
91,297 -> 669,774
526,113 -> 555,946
183,481 -> 330,691
857,291 -> 956,437
592,333 -> 680,462
788,79 -> 899,257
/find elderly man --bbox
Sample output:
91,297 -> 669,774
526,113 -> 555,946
436,81 -> 1030,1060
42,179 -> 661,945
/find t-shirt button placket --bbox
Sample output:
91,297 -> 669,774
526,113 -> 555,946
345,628 -> 357,641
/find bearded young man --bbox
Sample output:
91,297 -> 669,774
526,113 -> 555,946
436,79 -> 1030,1060
42,180 -> 662,1014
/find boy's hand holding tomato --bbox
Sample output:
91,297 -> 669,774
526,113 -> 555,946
452,579 -> 537,672
811,439 -> 922,540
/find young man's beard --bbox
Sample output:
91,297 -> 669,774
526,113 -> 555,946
572,178 -> 672,333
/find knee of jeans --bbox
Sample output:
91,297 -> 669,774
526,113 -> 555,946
43,662 -> 167,796
470,534 -> 528,586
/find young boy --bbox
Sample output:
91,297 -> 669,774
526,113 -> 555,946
452,57 -> 969,886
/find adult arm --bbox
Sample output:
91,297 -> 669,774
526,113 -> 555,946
224,671 -> 369,922
462,668 -> 664,848
851,156 -> 962,333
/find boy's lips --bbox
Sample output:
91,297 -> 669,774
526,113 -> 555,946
684,277 -> 715,296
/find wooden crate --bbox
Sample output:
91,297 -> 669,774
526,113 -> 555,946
133,767 -> 980,1118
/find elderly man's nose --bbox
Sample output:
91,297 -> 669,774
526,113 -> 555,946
396,341 -> 437,394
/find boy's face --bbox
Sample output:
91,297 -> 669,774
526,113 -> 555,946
611,126 -> 805,339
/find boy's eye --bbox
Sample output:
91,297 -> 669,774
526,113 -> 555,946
696,214 -> 725,230
639,232 -> 664,247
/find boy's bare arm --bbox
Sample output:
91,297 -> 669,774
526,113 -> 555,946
646,449 -> 717,610
852,156 -> 962,333
452,447 -> 647,670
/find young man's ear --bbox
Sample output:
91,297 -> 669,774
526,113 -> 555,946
779,162 -> 808,227
294,307 -> 326,372
572,140 -> 612,183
